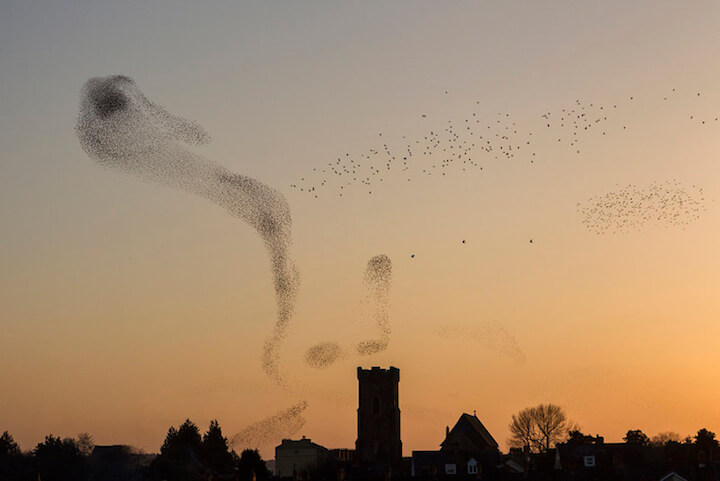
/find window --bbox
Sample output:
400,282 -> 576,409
445,463 -> 456,475
373,396 -> 380,415
468,458 -> 478,474
583,455 -> 596,467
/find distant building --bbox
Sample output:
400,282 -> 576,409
356,366 -> 402,466
441,412 -> 499,454
275,437 -> 331,479
265,459 -> 275,476
88,445 -> 155,481
412,412 -> 500,478
554,439 -> 720,481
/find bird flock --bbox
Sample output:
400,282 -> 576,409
304,254 -> 393,369
76,75 -> 300,389
578,180 -> 709,234
435,322 -> 526,366
290,108 -> 535,198
230,401 -> 308,452
290,88 -> 714,237
76,76 -> 716,453
289,95 -> 636,197
356,254 -> 393,356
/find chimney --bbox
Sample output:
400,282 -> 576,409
446,426 -> 450,438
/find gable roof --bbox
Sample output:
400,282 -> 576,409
659,472 -> 689,481
441,413 -> 498,450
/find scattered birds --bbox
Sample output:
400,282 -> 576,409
436,322 -> 526,365
289,86 -> 714,237
291,87 -> 706,199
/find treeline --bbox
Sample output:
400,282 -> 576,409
507,402 -> 719,453
0,419 -> 267,481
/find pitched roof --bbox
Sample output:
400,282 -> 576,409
277,437 -> 328,452
441,413 -> 498,450
659,472 -> 689,481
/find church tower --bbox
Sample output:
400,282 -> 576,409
356,366 -> 402,465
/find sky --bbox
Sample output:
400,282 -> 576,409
2,0 -> 720,458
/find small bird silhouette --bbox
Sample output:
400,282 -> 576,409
462,240 -> 466,244
411,254 -> 415,258
529,239 -> 533,244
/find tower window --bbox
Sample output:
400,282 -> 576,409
373,396 -> 380,415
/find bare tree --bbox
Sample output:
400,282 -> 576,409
508,404 -> 568,453
508,407 -> 540,452
534,404 -> 567,452
565,419 -> 582,438
650,432 -> 682,447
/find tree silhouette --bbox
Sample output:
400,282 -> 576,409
566,430 -> 595,445
534,404 -> 567,452
33,435 -> 85,481
236,448 -> 270,481
202,419 -> 234,476
623,429 -> 650,446
77,432 -> 95,457
508,407 -> 539,452
508,404 -> 568,452
0,431 -> 25,481
694,428 -> 718,451
650,431 -> 682,446
0,431 -> 21,458
150,419 -> 205,481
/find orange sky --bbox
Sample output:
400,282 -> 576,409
2,1 -> 720,459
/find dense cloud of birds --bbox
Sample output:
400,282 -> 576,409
76,75 -> 300,388
356,254 -> 393,356
230,401 -> 308,451
304,341 -> 344,369
304,254 -> 393,368
578,180 -> 709,234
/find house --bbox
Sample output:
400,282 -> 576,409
88,445 -> 155,481
441,413 -> 499,454
412,412 -> 500,479
275,437 -> 331,479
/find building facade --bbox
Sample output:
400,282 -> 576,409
275,437 -> 331,478
356,366 -> 402,466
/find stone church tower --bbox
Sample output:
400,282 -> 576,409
356,366 -> 402,465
